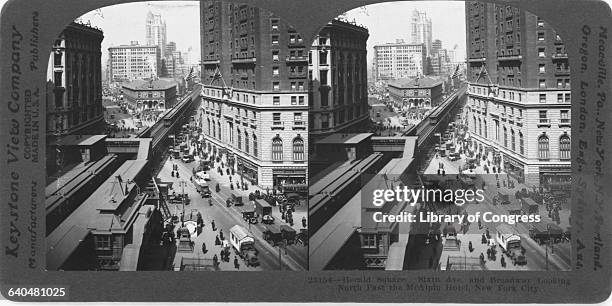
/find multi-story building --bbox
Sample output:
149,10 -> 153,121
308,19 -> 370,147
373,41 -> 426,81
108,42 -> 160,81
121,79 -> 178,111
46,21 -> 105,176
145,11 -> 167,58
465,2 -> 571,188
431,39 -> 442,56
410,9 -> 432,56
387,76 -> 443,109
199,1 -> 308,189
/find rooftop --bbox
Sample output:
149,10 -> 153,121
122,79 -> 177,91
316,133 -> 373,145
49,134 -> 107,147
388,77 -> 443,89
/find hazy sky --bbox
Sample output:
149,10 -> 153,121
79,1 -> 201,64
342,1 -> 467,64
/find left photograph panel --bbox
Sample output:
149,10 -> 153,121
45,1 -> 308,271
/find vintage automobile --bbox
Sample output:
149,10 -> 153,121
229,225 -> 259,267
228,193 -> 244,206
280,225 -> 297,245
263,224 -> 284,246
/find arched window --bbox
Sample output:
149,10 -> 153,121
237,128 -> 242,150
212,121 -> 216,138
293,136 -> 304,161
559,134 -> 570,160
511,129 -> 516,151
253,134 -> 258,157
272,136 -> 282,161
538,134 -> 549,159
245,131 -> 249,153
519,132 -> 524,155
478,119 -> 482,135
503,127 -> 508,147
484,119 -> 488,138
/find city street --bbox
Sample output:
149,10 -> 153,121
158,151 -> 308,271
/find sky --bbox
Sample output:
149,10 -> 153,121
342,2 -> 468,64
78,1 -> 201,65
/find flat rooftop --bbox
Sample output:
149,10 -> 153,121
316,133 -> 373,145
49,134 -> 107,147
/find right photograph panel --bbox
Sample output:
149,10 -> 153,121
308,1 -> 572,271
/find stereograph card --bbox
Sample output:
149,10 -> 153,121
0,0 -> 610,302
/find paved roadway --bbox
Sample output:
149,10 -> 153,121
160,156 -> 307,271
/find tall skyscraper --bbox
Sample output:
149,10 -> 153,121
199,1 -> 308,189
373,40 -> 426,81
145,11 -> 167,58
308,19 -> 369,147
465,2 -> 571,187
410,9 -> 432,56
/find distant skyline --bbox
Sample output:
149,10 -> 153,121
78,1 -> 201,65
341,2 -> 467,67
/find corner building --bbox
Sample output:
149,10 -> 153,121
199,1 -> 308,189
46,22 -> 105,176
308,19 -> 370,148
465,2 -> 571,188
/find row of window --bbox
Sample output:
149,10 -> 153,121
271,136 -> 304,161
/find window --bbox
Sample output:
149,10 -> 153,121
95,235 -> 111,250
293,137 -> 304,161
539,94 -> 546,103
253,134 -> 258,157
511,129 -> 516,151
537,17 -> 544,27
565,93 -> 571,103
319,50 -> 328,65
564,79 -> 570,88
273,112 -> 281,122
538,134 -> 550,159
245,131 -> 249,153
321,113 -> 329,129
271,19 -> 279,31
503,127 -> 508,147
291,96 -> 297,105
362,234 -> 377,249
557,79 -> 563,88
272,67 -> 279,76
299,96 -> 305,105
538,48 -> 545,57
539,110 -> 548,123
539,64 -> 546,73
273,96 -> 280,105
537,32 -> 545,41
560,110 -> 570,123
557,94 -> 563,103
272,137 -> 283,161
539,79 -> 546,88
559,134 -> 571,160
273,82 -> 280,91
495,120 -> 500,141
237,129 -> 242,150
519,132 -> 524,155
272,50 -> 279,61
484,120 -> 488,138
271,35 -> 279,45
